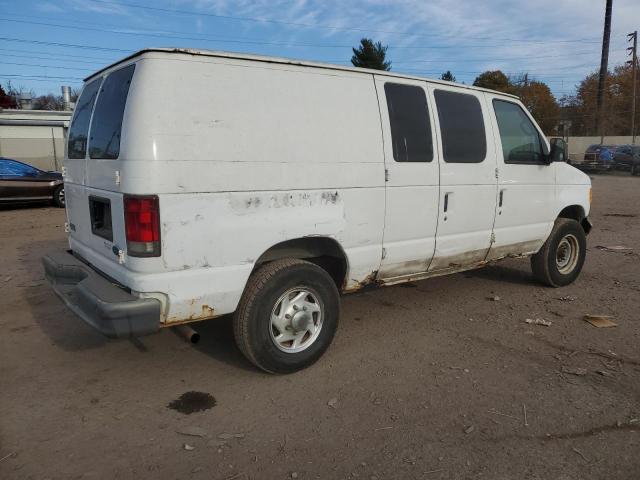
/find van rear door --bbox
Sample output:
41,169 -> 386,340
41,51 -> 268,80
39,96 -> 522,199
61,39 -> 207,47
65,64 -> 135,266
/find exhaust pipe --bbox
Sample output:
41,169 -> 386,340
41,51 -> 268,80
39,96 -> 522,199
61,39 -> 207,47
173,325 -> 200,344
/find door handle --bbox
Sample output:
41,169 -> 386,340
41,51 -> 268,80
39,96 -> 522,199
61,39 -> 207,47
444,193 -> 449,212
499,189 -> 504,207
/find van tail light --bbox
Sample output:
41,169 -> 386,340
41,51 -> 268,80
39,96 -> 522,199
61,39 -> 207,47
124,195 -> 161,257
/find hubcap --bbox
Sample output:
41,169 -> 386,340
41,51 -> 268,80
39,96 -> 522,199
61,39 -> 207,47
556,234 -> 579,274
270,287 -> 323,353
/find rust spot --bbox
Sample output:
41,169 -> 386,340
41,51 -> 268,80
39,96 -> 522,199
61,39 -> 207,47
321,191 -> 340,204
343,270 -> 381,293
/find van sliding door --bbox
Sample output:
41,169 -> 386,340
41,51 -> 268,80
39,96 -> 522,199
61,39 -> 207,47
374,76 -> 440,279
428,87 -> 499,272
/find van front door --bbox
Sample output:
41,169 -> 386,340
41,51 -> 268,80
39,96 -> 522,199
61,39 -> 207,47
428,87 -> 498,272
374,77 -> 439,279
486,96 -> 556,259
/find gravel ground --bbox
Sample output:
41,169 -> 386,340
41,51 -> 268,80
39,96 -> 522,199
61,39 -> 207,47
1,173 -> 639,480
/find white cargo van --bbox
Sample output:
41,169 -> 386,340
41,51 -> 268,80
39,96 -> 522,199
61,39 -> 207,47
44,48 -> 592,373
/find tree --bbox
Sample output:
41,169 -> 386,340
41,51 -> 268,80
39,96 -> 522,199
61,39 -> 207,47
516,80 -> 560,133
33,94 -> 65,111
559,64 -> 638,136
472,70 -> 513,94
351,38 -> 391,71
440,70 -> 456,82
0,83 -> 17,109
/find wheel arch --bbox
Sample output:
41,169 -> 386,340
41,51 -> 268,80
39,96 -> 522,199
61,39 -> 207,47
253,237 -> 349,290
557,205 -> 591,234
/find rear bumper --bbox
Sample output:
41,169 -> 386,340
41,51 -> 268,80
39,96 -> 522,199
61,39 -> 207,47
42,251 -> 161,338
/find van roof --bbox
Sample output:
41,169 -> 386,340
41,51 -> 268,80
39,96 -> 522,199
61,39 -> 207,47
86,47 -> 520,100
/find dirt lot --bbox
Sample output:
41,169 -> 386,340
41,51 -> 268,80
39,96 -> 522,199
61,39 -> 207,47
1,174 -> 639,480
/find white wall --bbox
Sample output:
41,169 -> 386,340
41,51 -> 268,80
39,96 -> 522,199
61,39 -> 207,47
566,136 -> 635,161
0,125 -> 66,171
0,109 -> 72,171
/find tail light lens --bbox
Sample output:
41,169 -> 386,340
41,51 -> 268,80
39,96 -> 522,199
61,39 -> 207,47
124,195 -> 160,257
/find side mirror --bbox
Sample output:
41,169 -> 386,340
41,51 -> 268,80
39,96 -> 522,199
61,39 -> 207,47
548,140 -> 566,164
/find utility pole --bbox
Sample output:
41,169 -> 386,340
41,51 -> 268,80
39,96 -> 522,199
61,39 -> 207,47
630,32 -> 638,144
595,0 -> 613,143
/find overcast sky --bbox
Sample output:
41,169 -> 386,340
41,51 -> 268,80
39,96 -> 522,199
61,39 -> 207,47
0,0 -> 638,98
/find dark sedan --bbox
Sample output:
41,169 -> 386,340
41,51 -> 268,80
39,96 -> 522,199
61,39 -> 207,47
581,144 -> 616,172
0,158 -> 65,207
631,146 -> 640,176
611,144 -> 635,170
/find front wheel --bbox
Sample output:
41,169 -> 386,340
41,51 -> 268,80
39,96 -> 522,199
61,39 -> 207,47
52,185 -> 65,208
233,258 -> 340,374
531,218 -> 586,287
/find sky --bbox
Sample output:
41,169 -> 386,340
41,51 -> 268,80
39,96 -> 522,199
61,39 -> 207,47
0,0 -> 638,100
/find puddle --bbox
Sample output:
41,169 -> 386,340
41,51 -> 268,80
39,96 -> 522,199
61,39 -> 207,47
168,391 -> 216,414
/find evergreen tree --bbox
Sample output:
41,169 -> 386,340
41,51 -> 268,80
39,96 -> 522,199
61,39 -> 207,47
440,71 -> 456,82
351,38 -> 391,71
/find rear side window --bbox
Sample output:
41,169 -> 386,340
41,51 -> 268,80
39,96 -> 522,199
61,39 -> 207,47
493,100 -> 544,165
384,83 -> 433,162
89,64 -> 135,159
67,78 -> 101,159
434,90 -> 486,163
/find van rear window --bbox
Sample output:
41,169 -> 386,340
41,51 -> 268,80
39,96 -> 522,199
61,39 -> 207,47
434,90 -> 486,163
67,78 -> 101,159
384,83 -> 433,162
89,64 -> 135,159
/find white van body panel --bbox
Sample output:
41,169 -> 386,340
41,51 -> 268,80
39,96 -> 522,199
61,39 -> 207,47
60,49 -> 591,327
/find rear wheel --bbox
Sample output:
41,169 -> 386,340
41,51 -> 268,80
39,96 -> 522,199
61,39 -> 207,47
233,258 -> 340,373
531,218 -> 586,287
53,185 -> 65,208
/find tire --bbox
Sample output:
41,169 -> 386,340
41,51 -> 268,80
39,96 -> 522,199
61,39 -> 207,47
531,218 -> 586,287
233,258 -> 340,374
52,185 -> 65,208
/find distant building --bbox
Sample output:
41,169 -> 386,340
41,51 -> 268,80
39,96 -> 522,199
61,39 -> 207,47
0,109 -> 72,172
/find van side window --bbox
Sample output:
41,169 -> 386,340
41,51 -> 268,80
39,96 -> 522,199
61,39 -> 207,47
89,64 -> 135,159
434,90 -> 486,163
384,83 -> 433,162
493,100 -> 544,165
67,78 -> 101,159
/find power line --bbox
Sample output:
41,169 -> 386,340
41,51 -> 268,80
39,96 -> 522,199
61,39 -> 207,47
0,52 -> 105,65
85,0 -> 603,45
0,73 -> 83,80
4,10 -> 604,48
0,36 -> 132,52
0,17 -> 600,51
0,61 -> 94,71
0,47 -> 118,61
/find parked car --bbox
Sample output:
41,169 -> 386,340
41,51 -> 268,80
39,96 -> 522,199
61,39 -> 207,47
581,144 -> 616,171
0,157 -> 65,207
611,144 -> 635,170
43,49 -> 592,373
631,146 -> 640,176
